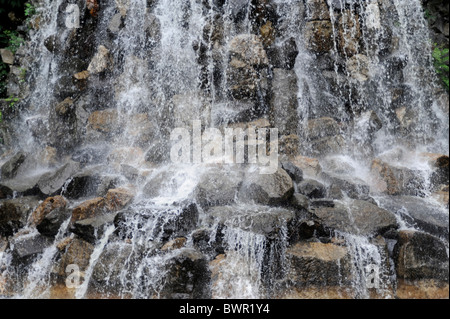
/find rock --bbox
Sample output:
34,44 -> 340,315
322,173 -> 371,200
285,242 -> 352,287
338,10 -> 360,57
291,155 -> 322,177
396,279 -> 449,299
260,21 -> 275,46
0,49 -> 14,64
0,197 -> 40,237
304,0 -> 330,21
70,213 -> 118,244
229,34 -> 269,66
306,117 -> 341,139
115,0 -> 130,16
346,54 -> 370,82
1,152 -> 26,180
161,237 -> 187,251
37,161 -> 81,196
56,237 -> 94,278
30,195 -> 67,226
10,231 -> 53,262
71,197 -> 106,222
114,202 -> 199,243
270,69 -> 299,135
303,21 -> 334,54
310,199 -> 398,236
281,161 -> 303,183
87,45 -> 112,75
105,187 -> 134,211
376,196 -> 449,238
108,13 -> 123,33
266,38 -> 299,70
55,98 -> 74,117
227,34 -> 269,101
279,134 -> 300,158
87,109 -> 119,134
107,147 -> 144,166
394,230 -> 448,282
62,166 -> 104,199
238,167 -> 294,205
71,146 -> 108,166
170,93 -> 211,128
297,179 -> 327,199
159,248 -> 211,299
194,168 -> 244,208
290,193 -> 310,211
370,159 -> 426,196
420,153 -> 449,189
36,207 -> 71,237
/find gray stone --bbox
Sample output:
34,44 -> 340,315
70,212 -> 118,244
1,152 -> 26,180
10,231 -> 53,261
36,207 -> 71,238
297,179 -> 327,199
310,199 -> 398,236
37,161 -> 81,196
195,168 -> 244,208
394,230 -> 448,282
322,173 -> 371,200
0,49 -> 14,65
238,167 -> 294,205
270,69 -> 299,135
281,161 -> 304,183
0,197 -> 40,237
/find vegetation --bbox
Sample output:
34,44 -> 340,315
432,44 -> 450,92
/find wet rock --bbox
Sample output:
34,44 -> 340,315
303,21 -> 334,54
396,279 -> 449,299
71,197 -> 106,223
285,242 -> 352,287
338,10 -> 361,57
87,45 -> 112,75
290,193 -> 310,211
291,155 -> 322,177
322,173 -> 371,200
227,34 -> 269,101
108,13 -> 123,33
266,37 -> 299,70
105,187 -> 135,211
114,202 -> 199,243
37,161 -> 81,196
421,153 -> 449,189
305,0 -> 330,21
279,134 -> 300,158
1,152 -> 26,180
87,109 -> 119,134
394,230 -> 448,282
171,93 -> 211,128
310,199 -> 398,236
55,98 -> 74,118
281,161 -> 304,183
297,179 -> 326,199
36,207 -> 71,238
370,159 -> 426,196
270,68 -> 299,135
0,48 -> 14,65
346,54 -> 370,82
71,145 -> 110,165
70,213 -> 117,244
376,196 -> 449,238
56,237 -> 95,278
195,168 -> 244,208
10,231 -> 53,262
30,195 -> 67,226
238,167 -> 294,205
160,248 -> 211,299
0,197 -> 40,237
161,237 -> 187,252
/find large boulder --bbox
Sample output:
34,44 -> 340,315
284,242 -> 352,287
10,231 -> 53,263
194,168 -> 244,208
37,161 -> 81,196
0,197 -> 40,237
1,152 -> 26,180
303,21 -> 334,54
310,199 -> 398,236
238,167 -> 294,205
394,230 -> 448,282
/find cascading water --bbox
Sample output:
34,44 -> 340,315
0,0 -> 448,299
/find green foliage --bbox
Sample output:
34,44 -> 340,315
24,2 -> 35,17
432,44 -> 450,91
1,29 -> 24,53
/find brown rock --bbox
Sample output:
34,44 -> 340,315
71,197 -> 106,222
30,196 -> 67,226
105,187 -> 134,211
304,21 -> 334,54
292,155 -> 322,177
260,21 -> 275,46
338,10 -> 361,57
87,109 -> 119,133
396,279 -> 449,299
161,237 -> 187,251
57,237 -> 94,277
